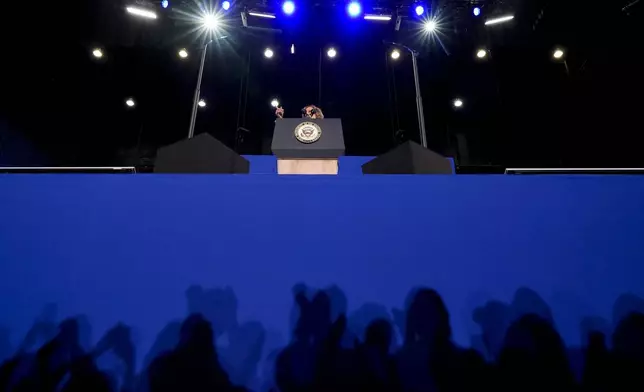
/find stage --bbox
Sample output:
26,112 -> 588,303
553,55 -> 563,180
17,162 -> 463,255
1,162 -> 643,390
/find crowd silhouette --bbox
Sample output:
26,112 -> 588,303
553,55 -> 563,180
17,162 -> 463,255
1,285 -> 643,392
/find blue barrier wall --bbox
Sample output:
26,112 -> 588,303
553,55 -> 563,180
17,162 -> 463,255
1,174 -> 644,390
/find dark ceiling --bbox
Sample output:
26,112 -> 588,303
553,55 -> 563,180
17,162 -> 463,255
0,0 -> 642,168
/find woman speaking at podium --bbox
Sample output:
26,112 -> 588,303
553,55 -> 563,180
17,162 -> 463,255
265,104 -> 325,154
275,105 -> 324,119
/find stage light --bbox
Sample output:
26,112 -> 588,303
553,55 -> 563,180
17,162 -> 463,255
364,14 -> 391,21
415,5 -> 425,16
453,98 -> 463,108
126,6 -> 157,19
271,99 -> 280,107
178,49 -> 188,58
161,0 -> 169,9
198,99 -> 206,108
125,98 -> 136,107
282,1 -> 295,15
391,49 -> 400,60
248,11 -> 276,18
424,20 -> 437,32
485,15 -> 514,25
476,49 -> 487,59
553,49 -> 565,59
264,48 -> 274,58
347,2 -> 362,17
473,7 -> 481,16
202,13 -> 219,29
222,1 -> 231,10
327,48 -> 337,58
92,48 -> 103,58
291,44 -> 295,54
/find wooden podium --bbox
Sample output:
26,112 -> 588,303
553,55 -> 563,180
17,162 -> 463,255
271,118 -> 345,175
277,158 -> 338,175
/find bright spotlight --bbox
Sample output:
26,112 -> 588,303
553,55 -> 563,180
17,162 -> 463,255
271,99 -> 280,108
347,2 -> 362,17
198,99 -> 206,108
222,1 -> 231,10
282,1 -> 295,15
202,13 -> 219,30
264,48 -> 274,58
92,48 -> 103,58
178,49 -> 188,58
391,49 -> 401,60
415,5 -> 425,16
473,7 -> 481,16
126,6 -> 157,19
161,0 -> 169,9
327,48 -> 337,58
125,98 -> 136,107
424,20 -> 437,32
476,49 -> 487,59
485,15 -> 514,25
453,98 -> 464,108
553,49 -> 565,59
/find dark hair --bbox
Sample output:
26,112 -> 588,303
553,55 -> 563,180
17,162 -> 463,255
302,105 -> 322,118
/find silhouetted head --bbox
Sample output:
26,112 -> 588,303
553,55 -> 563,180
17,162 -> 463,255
580,316 -> 611,345
179,314 -> 214,349
612,312 -> 644,358
511,288 -> 553,325
58,318 -> 80,342
613,293 -> 644,326
503,314 -> 564,352
406,288 -> 451,343
185,285 -> 238,336
499,314 -> 572,387
348,302 -> 391,344
324,285 -> 347,322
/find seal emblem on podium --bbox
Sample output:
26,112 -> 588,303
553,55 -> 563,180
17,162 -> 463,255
294,122 -> 322,144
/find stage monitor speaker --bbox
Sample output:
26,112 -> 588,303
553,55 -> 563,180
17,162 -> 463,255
154,133 -> 250,174
362,141 -> 453,174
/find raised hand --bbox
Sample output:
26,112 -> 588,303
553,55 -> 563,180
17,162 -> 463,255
275,106 -> 284,118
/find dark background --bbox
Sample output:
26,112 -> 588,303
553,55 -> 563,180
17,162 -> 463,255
0,0 -> 642,169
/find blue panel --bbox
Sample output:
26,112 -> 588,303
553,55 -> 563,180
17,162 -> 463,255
0,174 -> 643,390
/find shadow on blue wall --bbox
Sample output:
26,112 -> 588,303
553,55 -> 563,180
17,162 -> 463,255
1,286 -> 643,391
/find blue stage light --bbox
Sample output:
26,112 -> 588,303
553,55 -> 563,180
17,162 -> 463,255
282,1 -> 295,15
161,0 -> 169,8
222,1 -> 231,11
415,5 -> 425,16
347,2 -> 361,17
473,7 -> 481,16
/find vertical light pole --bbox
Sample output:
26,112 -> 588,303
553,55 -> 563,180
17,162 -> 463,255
410,51 -> 428,148
383,39 -> 428,148
188,40 -> 212,139
187,12 -> 224,139
388,41 -> 428,148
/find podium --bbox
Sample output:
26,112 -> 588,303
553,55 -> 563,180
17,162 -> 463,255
271,118 -> 345,175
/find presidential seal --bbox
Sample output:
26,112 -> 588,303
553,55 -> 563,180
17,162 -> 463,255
294,122 -> 322,144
